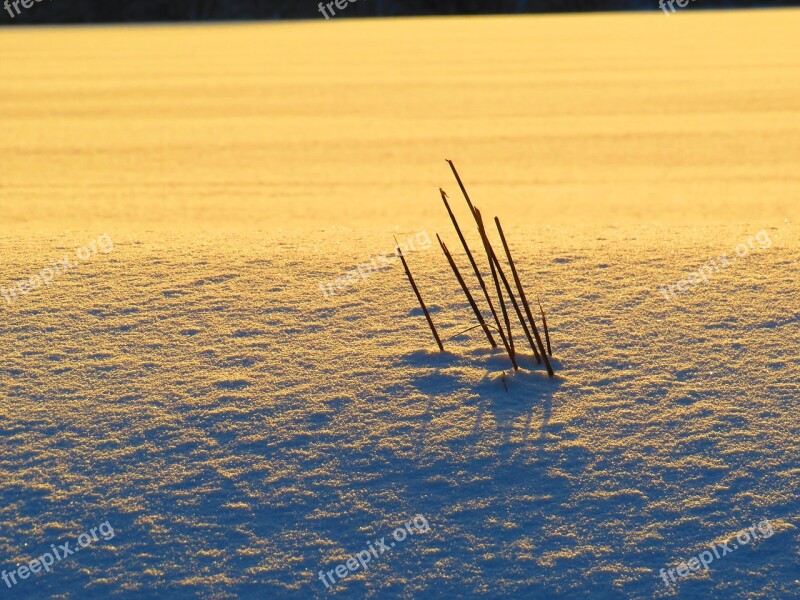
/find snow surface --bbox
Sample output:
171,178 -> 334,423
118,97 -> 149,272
0,9 -> 798,600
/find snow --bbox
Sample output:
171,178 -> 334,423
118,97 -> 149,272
0,8 -> 798,600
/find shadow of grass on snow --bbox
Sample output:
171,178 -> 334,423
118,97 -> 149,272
398,347 -> 565,450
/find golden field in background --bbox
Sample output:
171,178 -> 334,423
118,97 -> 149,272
1,10 -> 799,230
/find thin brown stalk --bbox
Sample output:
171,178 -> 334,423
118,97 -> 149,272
395,237 -> 443,352
440,189 -> 517,370
537,296 -> 553,356
475,207 -> 547,365
472,207 -> 515,356
487,241 -> 515,359
446,162 -> 530,359
437,234 -> 497,348
494,217 -> 554,377
446,159 -> 477,217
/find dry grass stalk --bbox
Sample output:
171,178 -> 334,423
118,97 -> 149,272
446,161 -> 524,354
472,207 -> 518,359
440,189 -> 517,370
446,159 -> 477,216
537,296 -> 553,356
445,160 -> 553,375
437,234 -> 498,348
494,217 -> 554,376
474,207 -> 547,365
395,238 -> 444,352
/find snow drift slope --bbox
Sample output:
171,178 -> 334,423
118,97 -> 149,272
0,225 -> 796,599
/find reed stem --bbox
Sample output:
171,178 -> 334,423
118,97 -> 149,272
494,217 -> 554,376
440,189 -> 517,370
437,234 -> 497,348
395,238 -> 443,352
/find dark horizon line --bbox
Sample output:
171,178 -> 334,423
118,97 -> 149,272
1,1 -> 798,27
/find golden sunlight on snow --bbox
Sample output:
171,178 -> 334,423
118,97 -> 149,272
0,9 -> 797,599
1,10 -> 799,230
